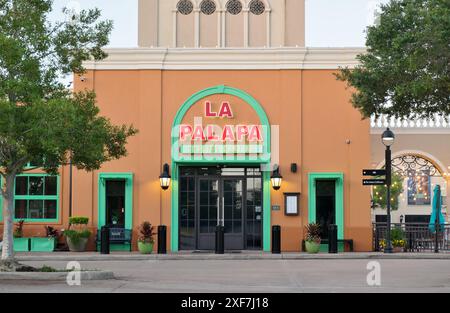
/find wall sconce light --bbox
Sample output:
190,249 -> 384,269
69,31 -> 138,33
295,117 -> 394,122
159,163 -> 171,191
271,164 -> 283,191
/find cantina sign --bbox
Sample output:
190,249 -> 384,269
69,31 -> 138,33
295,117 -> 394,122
179,101 -> 263,143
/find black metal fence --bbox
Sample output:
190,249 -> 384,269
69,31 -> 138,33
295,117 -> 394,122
372,223 -> 450,252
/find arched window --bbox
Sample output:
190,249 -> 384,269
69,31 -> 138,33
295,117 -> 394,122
249,0 -> 265,15
177,0 -> 194,15
226,0 -> 243,15
200,0 -> 217,15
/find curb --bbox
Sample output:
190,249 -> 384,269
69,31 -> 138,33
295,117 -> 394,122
16,253 -> 450,262
0,270 -> 115,281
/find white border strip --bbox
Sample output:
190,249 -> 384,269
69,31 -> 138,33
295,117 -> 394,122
83,47 -> 365,70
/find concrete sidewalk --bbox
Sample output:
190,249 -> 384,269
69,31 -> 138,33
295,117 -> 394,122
15,251 -> 450,262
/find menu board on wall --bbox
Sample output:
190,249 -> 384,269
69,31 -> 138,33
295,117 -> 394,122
284,193 -> 300,216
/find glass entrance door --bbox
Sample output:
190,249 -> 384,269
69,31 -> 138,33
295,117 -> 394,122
105,180 -> 126,228
197,178 -> 219,250
222,178 -> 244,250
179,167 -> 262,251
315,180 -> 336,240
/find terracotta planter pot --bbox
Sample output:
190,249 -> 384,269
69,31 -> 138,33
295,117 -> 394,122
393,246 -> 405,253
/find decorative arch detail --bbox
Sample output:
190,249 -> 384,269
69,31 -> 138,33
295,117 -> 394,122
376,150 -> 446,177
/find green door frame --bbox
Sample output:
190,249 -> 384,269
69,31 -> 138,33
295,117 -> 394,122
171,85 -> 272,252
308,173 -> 344,240
98,173 -> 133,231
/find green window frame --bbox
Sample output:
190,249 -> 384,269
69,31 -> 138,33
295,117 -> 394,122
11,174 -> 60,223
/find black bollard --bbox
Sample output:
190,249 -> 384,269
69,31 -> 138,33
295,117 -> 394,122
158,225 -> 167,254
100,225 -> 110,255
272,225 -> 281,254
328,224 -> 338,254
215,225 -> 225,254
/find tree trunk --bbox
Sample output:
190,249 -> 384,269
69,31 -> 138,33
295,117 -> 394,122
1,174 -> 15,261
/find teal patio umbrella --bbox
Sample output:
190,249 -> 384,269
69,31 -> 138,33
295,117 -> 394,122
429,185 -> 445,233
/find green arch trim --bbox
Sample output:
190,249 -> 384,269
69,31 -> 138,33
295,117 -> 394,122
171,85 -> 271,163
170,85 -> 272,252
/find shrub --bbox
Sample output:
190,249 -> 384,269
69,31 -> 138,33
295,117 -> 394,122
64,216 -> 91,244
63,229 -> 92,245
305,223 -> 321,243
13,220 -> 25,238
69,217 -> 89,226
45,226 -> 59,238
138,222 -> 155,244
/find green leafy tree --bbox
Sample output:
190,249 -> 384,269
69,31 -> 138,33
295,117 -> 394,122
337,0 -> 450,119
0,0 -> 137,269
372,173 -> 404,211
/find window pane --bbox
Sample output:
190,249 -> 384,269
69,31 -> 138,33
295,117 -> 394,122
44,200 -> 57,219
15,200 -> 28,219
29,200 -> 43,219
45,176 -> 57,195
15,177 -> 28,195
29,177 -> 44,195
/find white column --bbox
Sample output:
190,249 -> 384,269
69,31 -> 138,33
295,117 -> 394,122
244,10 -> 249,48
221,11 -> 226,47
266,10 -> 271,47
172,10 -> 177,47
217,11 -> 221,47
194,9 -> 200,47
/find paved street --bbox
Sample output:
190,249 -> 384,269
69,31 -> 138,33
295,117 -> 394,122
1,258 -> 449,293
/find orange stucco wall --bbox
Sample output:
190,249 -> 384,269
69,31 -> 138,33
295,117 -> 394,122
1,69 -> 372,252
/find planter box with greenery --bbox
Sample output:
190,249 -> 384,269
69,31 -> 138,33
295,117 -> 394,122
12,220 -> 30,252
13,238 -> 30,252
30,226 -> 59,252
137,222 -> 155,254
30,237 -> 56,252
64,217 -> 92,252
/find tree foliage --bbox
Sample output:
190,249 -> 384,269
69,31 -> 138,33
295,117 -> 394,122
0,0 -> 137,264
337,0 -> 450,119
372,173 -> 404,211
0,0 -> 137,179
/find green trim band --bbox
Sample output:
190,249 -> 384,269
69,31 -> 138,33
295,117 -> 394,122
308,173 -> 344,239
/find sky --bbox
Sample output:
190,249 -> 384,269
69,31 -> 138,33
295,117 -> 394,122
50,0 -> 390,48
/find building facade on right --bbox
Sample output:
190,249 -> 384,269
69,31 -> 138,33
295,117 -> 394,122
371,115 -> 450,225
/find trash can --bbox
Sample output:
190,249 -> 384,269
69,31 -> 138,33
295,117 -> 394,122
272,225 -> 281,254
158,225 -> 167,254
328,224 -> 338,254
100,225 -> 110,255
215,225 -> 225,254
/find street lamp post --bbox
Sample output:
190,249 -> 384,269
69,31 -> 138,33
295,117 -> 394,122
382,128 -> 395,254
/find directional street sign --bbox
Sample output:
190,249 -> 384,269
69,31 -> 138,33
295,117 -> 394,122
362,179 -> 386,186
362,169 -> 386,176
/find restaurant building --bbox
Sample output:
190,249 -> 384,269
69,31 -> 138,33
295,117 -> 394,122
1,0 -> 374,252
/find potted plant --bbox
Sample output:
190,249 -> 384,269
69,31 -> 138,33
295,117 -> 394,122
13,220 -> 30,252
304,223 -> 321,254
30,226 -> 59,252
379,227 -> 406,253
137,221 -> 155,254
64,217 -> 92,252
